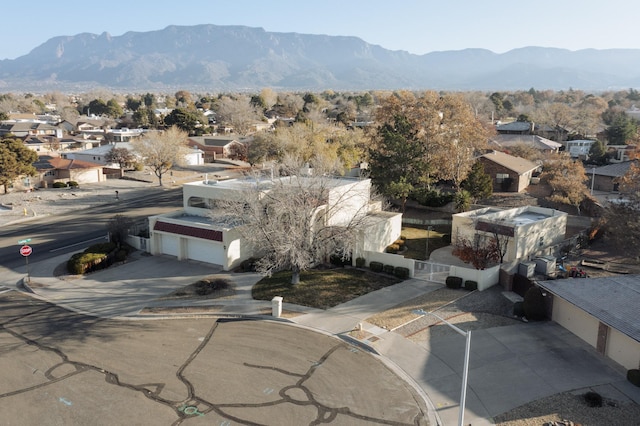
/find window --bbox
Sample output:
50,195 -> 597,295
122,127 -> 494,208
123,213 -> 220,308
496,173 -> 509,183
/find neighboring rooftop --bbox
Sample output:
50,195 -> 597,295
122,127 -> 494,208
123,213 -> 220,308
538,275 -> 640,343
480,150 -> 539,174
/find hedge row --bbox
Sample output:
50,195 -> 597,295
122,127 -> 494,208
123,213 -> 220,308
368,261 -> 410,279
67,242 -> 129,275
445,276 -> 478,291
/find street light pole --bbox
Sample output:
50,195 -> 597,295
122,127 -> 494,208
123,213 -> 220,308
413,309 -> 471,426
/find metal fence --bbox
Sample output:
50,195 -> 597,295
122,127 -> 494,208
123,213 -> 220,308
414,261 -> 450,283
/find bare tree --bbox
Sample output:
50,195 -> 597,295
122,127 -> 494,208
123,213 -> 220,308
105,146 -> 135,177
541,153 -> 590,214
452,233 -> 501,270
131,126 -> 190,186
210,165 -> 373,284
215,94 -> 261,136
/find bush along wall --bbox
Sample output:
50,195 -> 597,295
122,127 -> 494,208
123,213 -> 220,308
394,267 -> 410,279
464,280 -> 478,291
445,276 -> 463,289
369,261 -> 383,273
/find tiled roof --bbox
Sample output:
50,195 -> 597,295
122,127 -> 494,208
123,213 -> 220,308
537,275 -> 640,342
153,221 -> 223,242
480,151 -> 539,174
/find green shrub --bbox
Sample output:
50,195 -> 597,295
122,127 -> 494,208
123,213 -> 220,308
464,280 -> 478,291
445,276 -> 463,289
441,234 -> 452,244
628,369 -> 640,387
523,287 -> 547,321
413,188 -> 454,207
369,261 -> 383,272
386,244 -> 400,253
355,257 -> 366,268
383,264 -> 395,274
195,278 -> 230,296
394,266 -> 410,279
67,181 -> 79,188
330,254 -> 346,266
583,391 -> 603,407
66,242 -> 119,275
52,181 -> 67,188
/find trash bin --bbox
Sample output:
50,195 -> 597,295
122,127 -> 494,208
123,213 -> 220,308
272,296 -> 283,318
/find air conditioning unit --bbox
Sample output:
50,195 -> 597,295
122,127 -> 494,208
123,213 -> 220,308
534,256 -> 556,275
518,261 -> 536,278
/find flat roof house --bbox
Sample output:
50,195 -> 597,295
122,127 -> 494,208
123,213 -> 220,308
452,206 -> 568,263
149,175 -> 402,271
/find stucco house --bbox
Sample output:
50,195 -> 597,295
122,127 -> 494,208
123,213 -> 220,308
148,175 -> 402,271
452,206 -> 568,263
478,150 -> 540,192
537,275 -> 640,371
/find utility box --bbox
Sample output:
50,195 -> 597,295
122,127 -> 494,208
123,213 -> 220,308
534,256 -> 556,275
272,296 -> 283,318
518,261 -> 536,278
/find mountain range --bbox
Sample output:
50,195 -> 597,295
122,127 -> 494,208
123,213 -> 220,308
1,24 -> 639,92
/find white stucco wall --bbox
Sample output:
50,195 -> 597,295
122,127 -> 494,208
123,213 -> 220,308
449,264 -> 500,291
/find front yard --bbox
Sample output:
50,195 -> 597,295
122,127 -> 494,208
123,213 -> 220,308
252,268 -> 401,309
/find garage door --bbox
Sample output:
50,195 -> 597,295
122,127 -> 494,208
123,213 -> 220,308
161,234 -> 179,257
187,238 -> 225,266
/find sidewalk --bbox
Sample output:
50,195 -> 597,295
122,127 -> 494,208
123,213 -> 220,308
5,254 -> 640,426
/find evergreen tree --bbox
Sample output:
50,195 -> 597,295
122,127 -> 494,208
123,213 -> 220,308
461,162 -> 493,202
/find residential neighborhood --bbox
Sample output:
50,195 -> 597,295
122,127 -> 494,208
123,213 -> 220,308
1,86 -> 639,426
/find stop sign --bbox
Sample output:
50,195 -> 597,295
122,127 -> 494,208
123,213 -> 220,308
20,245 -> 32,256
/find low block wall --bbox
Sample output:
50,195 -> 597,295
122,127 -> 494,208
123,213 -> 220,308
449,264 -> 500,291
359,251 -> 415,277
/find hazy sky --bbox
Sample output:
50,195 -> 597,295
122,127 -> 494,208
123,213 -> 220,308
2,0 -> 638,60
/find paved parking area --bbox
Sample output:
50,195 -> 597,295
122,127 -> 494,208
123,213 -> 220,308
0,292 -> 430,425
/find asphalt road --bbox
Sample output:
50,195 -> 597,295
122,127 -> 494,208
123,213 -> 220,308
0,292 -> 429,425
0,188 -> 183,270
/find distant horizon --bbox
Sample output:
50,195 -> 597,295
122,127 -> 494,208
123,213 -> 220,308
2,0 -> 640,60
